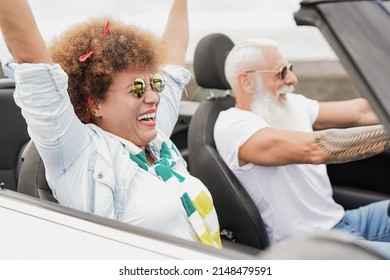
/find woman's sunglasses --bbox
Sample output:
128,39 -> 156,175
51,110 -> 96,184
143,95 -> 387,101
130,73 -> 165,98
244,63 -> 293,80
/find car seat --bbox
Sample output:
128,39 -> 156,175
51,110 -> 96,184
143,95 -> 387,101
17,140 -> 57,202
0,78 -> 30,191
188,33 -> 270,249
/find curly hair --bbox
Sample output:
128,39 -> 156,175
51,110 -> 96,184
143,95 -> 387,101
49,17 -> 166,123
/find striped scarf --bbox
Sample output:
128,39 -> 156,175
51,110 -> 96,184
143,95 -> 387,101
114,134 -> 222,249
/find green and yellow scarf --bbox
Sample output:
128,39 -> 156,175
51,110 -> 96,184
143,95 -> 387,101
115,134 -> 222,249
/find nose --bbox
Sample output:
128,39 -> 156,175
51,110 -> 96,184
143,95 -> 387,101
143,85 -> 160,104
284,69 -> 298,86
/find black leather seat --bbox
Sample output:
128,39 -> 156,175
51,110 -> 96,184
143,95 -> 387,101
188,33 -> 270,249
18,140 -> 57,202
0,77 -> 55,201
0,78 -> 30,191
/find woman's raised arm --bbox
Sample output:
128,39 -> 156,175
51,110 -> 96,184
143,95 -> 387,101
162,0 -> 189,67
0,0 -> 52,63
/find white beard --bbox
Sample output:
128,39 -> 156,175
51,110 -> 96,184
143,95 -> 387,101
251,86 -> 307,131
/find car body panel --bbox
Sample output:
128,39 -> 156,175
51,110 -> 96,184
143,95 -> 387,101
0,188 -> 262,259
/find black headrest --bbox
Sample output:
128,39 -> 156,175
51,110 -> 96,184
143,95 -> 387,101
193,33 -> 234,90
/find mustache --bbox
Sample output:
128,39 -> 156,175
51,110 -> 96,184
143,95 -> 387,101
276,85 -> 294,97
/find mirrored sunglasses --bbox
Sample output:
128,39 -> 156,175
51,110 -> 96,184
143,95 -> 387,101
130,73 -> 165,98
245,63 -> 293,80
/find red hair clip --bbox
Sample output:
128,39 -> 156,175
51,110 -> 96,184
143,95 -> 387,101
79,51 -> 94,62
79,22 -> 109,63
103,21 -> 110,36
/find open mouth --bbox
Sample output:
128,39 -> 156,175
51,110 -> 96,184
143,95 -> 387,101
137,111 -> 156,124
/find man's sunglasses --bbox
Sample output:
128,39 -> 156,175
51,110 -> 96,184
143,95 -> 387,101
244,63 -> 293,80
130,73 -> 165,98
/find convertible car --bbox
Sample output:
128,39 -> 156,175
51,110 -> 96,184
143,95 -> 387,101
0,0 -> 389,260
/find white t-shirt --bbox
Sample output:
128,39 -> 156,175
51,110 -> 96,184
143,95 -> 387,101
214,93 -> 345,244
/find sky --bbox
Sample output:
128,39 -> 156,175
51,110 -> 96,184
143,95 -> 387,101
0,0 -> 337,62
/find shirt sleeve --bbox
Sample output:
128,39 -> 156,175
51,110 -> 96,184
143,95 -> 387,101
4,59 -> 91,178
157,64 -> 191,137
214,108 -> 269,170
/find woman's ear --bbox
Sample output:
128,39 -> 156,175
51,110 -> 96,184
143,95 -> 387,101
88,97 -> 102,118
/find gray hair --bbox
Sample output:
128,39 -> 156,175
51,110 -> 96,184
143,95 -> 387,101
224,38 -> 279,87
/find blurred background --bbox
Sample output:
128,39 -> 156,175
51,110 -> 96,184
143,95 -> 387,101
0,0 -> 360,101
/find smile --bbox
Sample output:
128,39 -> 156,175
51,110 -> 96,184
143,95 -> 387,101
137,111 -> 156,124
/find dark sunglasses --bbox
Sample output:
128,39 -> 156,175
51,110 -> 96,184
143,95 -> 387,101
244,63 -> 293,80
130,73 -> 165,98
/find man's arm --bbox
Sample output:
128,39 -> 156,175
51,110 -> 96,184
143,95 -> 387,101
313,124 -> 390,164
238,125 -> 390,167
314,98 -> 380,130
162,0 -> 189,67
0,0 -> 52,64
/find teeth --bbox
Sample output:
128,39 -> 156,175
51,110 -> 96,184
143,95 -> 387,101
137,112 -> 156,121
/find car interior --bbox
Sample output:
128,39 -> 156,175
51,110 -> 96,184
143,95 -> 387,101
1,28 -> 390,258
0,73 -> 56,202
17,140 -> 57,202
0,78 -> 30,192
187,32 -> 390,250
188,33 -> 269,250
293,0 -> 390,210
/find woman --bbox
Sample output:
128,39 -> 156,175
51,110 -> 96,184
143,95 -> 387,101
0,0 -> 221,248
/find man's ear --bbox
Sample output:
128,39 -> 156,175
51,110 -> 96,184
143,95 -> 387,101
238,72 -> 255,95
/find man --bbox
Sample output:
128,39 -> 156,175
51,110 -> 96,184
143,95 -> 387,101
214,38 -> 390,257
